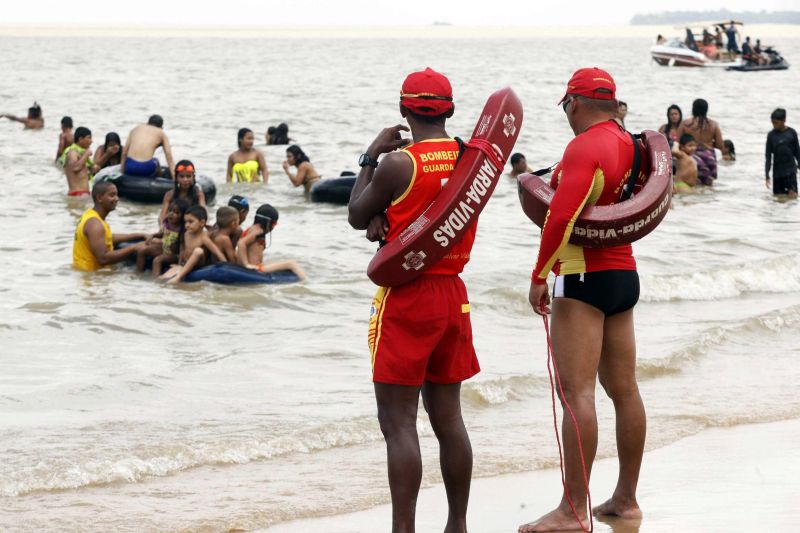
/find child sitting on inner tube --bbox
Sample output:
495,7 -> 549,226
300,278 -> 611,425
159,205 -> 227,284
236,204 -> 306,280
137,197 -> 190,275
159,160 -> 206,224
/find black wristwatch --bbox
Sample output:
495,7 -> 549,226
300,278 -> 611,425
358,153 -> 379,169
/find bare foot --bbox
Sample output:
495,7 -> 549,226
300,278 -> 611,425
166,276 -> 180,285
519,507 -> 588,532
592,497 -> 642,519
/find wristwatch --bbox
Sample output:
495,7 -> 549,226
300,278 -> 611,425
358,153 -> 379,168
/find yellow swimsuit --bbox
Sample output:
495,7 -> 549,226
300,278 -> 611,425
232,160 -> 260,183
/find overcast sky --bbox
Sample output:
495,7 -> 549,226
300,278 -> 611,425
4,0 -> 798,27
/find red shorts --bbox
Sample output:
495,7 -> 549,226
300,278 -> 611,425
68,190 -> 90,197
368,275 -> 480,386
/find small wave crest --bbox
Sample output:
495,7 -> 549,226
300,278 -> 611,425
462,375 -> 551,406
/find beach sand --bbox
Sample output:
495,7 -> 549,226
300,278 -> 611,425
264,418 -> 800,532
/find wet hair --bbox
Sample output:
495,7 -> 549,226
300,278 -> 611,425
173,159 -> 199,205
74,126 -> 91,143
771,108 -> 787,121
185,205 -> 208,223
691,99 -> 709,129
28,102 -> 41,119
267,126 -> 276,135
228,195 -> 250,212
61,116 -> 73,128
286,145 -> 310,165
216,206 -> 239,228
618,101 -> 628,109
91,180 -> 115,202
679,134 -> 696,146
237,127 -> 253,148
664,104 -> 683,138
510,153 -> 526,166
104,131 -> 121,149
724,139 -> 736,159
268,123 -> 290,145
148,114 -> 164,128
254,204 -> 279,232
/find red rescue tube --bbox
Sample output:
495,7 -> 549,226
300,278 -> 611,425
367,87 -> 523,287
517,130 -> 672,248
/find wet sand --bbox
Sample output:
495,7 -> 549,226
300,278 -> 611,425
265,418 -> 800,532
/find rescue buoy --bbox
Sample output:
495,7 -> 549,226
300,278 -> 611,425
367,87 -> 523,287
517,130 -> 672,248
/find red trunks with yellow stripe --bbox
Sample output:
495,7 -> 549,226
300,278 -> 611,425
368,275 -> 480,386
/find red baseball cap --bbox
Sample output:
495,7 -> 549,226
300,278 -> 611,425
557,67 -> 616,105
400,67 -> 454,116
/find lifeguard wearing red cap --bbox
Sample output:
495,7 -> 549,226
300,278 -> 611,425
400,67 -> 454,116
557,67 -> 616,105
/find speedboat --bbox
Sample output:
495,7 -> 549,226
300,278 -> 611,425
651,37 -> 741,68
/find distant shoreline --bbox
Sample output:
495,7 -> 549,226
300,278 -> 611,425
632,10 -> 800,26
1,23 -> 800,39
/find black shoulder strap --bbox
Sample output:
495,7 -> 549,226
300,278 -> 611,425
454,136 -> 466,163
621,133 -> 642,202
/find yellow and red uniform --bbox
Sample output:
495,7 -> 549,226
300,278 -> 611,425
369,138 -> 480,386
532,121 -> 642,284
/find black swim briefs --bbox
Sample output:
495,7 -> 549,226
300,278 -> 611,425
553,270 -> 640,316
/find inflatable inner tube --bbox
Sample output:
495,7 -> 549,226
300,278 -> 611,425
184,263 -> 300,284
367,87 -> 524,287
310,172 -> 356,205
517,130 -> 672,248
94,165 -> 217,205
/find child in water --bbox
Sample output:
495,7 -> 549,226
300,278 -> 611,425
236,204 -> 306,279
672,134 -> 699,193
136,198 -> 189,275
159,160 -> 206,223
210,206 -> 240,263
160,205 -> 227,284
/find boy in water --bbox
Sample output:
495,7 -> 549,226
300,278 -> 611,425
509,152 -> 534,178
673,134 -> 699,193
1,102 -> 44,129
55,116 -> 74,163
236,204 -> 306,279
765,108 -> 800,198
62,126 -> 100,196
210,206 -> 240,263
160,205 -> 227,284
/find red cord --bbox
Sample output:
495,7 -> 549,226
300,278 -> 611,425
543,314 -> 593,533
462,138 -> 505,170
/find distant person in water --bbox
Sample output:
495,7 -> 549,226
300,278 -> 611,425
62,126 -> 100,196
227,128 -> 269,183
283,144 -> 321,193
55,116 -> 74,162
121,114 -> 174,178
159,160 -> 206,223
237,204 -> 306,278
677,98 -> 730,185
659,104 -> 683,145
266,122 -> 291,145
615,101 -> 628,129
509,152 -> 533,178
2,102 -> 43,129
72,181 -> 149,271
672,134 -> 699,193
94,132 -> 123,170
765,108 -> 800,198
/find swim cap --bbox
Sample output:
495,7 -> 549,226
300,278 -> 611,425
557,67 -> 616,105
254,204 -> 279,225
400,67 -> 454,116
228,195 -> 250,210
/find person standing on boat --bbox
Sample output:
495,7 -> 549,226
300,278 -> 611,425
725,23 -> 740,55
765,108 -> 800,198
121,114 -> 174,179
677,99 -> 730,185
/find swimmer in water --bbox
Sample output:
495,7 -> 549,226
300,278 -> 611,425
56,116 -> 74,162
159,160 -> 206,223
236,204 -> 306,278
94,132 -> 124,170
62,126 -> 100,196
2,102 -> 44,129
282,145 -> 321,193
227,128 -> 268,183
510,152 -> 534,178
672,134 -> 699,193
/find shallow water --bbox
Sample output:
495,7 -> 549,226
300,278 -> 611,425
1,34 -> 799,531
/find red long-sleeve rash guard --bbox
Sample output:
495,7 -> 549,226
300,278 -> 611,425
531,121 -> 639,285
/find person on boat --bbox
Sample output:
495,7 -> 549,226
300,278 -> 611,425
55,116 -> 73,163
714,27 -> 724,48
121,114 -> 174,179
510,152 -> 534,178
673,134 -> 699,193
659,104 -> 683,145
72,181 -> 149,271
655,34 -> 666,45
741,37 -> 763,65
348,67 -> 479,533
725,23 -> 740,54
282,145 -> 321,193
62,126 -> 100,197
522,67 -> 646,533
1,102 -> 43,129
236,204 -> 306,278
227,128 -> 268,183
676,99 -> 730,185
765,108 -> 800,198
159,160 -> 206,223
684,28 -> 698,52
266,122 -> 292,145
94,132 -> 123,170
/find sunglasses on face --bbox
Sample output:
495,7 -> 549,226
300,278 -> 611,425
562,97 -> 574,113
176,164 -> 195,173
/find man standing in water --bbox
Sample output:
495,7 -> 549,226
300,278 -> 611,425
521,68 -> 645,532
121,114 -> 174,179
73,181 -> 148,271
348,67 -> 480,533
765,108 -> 800,198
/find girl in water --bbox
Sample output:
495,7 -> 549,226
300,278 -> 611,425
659,104 -> 683,144
137,198 -> 189,275
282,145 -> 320,193
159,160 -> 206,223
226,128 -> 268,183
94,132 -> 123,169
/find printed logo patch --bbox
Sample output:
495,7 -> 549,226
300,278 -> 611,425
402,250 -> 427,271
503,113 -> 516,137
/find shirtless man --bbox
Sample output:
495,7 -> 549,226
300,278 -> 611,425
677,99 -> 730,185
2,102 -> 44,129
510,152 -> 534,178
55,116 -> 74,162
672,134 -> 698,193
121,114 -> 174,179
64,127 -> 100,197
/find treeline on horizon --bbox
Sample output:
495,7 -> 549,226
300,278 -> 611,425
631,10 -> 800,25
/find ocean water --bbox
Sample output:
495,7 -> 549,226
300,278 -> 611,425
1,33 -> 799,532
